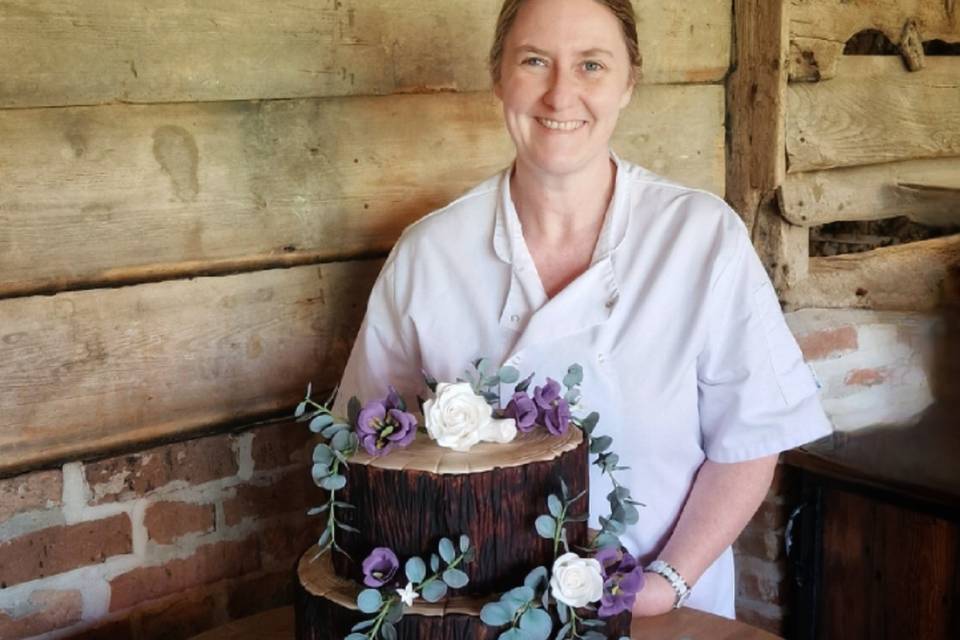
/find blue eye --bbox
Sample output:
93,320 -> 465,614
583,61 -> 604,72
522,56 -> 547,67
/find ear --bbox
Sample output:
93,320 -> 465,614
619,77 -> 635,109
493,80 -> 503,100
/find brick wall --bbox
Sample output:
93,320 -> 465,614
0,420 -> 321,640
732,308 -> 939,635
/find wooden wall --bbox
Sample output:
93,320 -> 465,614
0,0 -> 731,473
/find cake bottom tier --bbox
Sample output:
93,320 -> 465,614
296,546 -> 631,640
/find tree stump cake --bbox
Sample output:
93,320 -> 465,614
295,428 -> 632,638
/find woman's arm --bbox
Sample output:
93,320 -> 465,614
631,454 -> 779,616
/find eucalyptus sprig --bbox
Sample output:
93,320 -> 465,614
296,384 -> 359,558
460,358 -> 522,408
480,567 -> 553,640
571,411 -> 645,551
348,536 -> 475,640
534,478 -> 588,557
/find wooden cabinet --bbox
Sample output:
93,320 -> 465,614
785,406 -> 960,639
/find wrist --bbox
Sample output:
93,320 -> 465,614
645,559 -> 691,609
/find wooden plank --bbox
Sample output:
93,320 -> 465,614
780,157 -> 960,227
786,57 -> 960,172
789,0 -> 960,81
726,0 -> 790,265
0,260 -> 380,474
0,0 -> 730,108
782,234 -> 960,311
0,86 -> 725,298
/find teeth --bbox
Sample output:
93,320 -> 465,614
537,117 -> 585,131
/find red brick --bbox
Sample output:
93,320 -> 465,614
85,435 -> 238,505
138,588 -> 226,640
844,367 -> 890,387
145,501 -> 215,544
0,589 -> 83,638
734,526 -> 783,562
0,514 -> 132,588
109,537 -> 260,612
250,420 -> 312,471
223,469 -> 315,527
0,469 -> 62,523
737,571 -> 784,605
226,571 -> 294,620
749,500 -> 790,532
796,325 -> 858,361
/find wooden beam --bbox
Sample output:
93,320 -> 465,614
780,157 -> 960,227
0,260 -> 381,474
0,86 -> 725,298
782,234 -> 960,311
789,0 -> 960,81
0,0 -> 730,108
786,57 -> 960,173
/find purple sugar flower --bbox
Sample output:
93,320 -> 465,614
533,378 -> 562,411
355,397 -> 418,457
595,548 -> 645,617
543,399 -> 571,436
504,391 -> 538,432
361,547 -> 399,587
385,385 -> 404,411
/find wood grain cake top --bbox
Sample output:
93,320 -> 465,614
350,427 -> 583,475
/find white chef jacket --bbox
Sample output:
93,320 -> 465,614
333,152 -> 833,618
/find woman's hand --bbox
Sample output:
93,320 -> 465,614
631,571 -> 676,617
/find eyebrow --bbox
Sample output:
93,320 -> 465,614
515,45 -> 615,58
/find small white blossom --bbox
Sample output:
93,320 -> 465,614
550,552 -> 604,608
423,382 -> 517,452
396,581 -> 418,607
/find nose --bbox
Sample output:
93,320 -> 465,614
542,67 -> 577,111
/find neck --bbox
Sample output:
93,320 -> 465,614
510,154 -> 616,246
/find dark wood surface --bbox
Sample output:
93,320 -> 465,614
190,605 -> 779,640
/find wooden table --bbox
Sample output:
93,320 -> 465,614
190,605 -> 781,640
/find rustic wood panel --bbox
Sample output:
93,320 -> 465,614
780,157 -> 960,227
726,0 -> 790,271
0,86 -> 725,298
0,0 -> 730,108
789,0 -> 960,81
786,57 -> 960,173
0,260 -> 381,474
782,234 -> 960,311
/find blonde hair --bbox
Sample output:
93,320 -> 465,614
488,0 -> 642,83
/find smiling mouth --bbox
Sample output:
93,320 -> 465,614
535,117 -> 586,131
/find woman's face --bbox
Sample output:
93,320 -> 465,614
494,0 -> 635,180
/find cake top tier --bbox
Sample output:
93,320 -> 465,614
351,427 -> 583,474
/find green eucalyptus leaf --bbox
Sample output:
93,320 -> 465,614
421,580 -> 447,603
380,622 -> 397,640
386,601 -> 404,623
320,474 -> 347,491
311,463 -> 332,484
313,444 -> 334,464
547,494 -> 563,518
331,429 -> 351,452
294,401 -> 307,418
459,534 -> 471,553
563,364 -> 583,388
309,413 -> 334,433
345,634 -> 367,640
555,622 -> 572,639
523,565 -> 548,590
438,537 -> 456,563
347,397 -> 361,426
519,607 -> 553,640
504,585 -> 534,606
556,601 -> 569,623
405,556 -> 426,584
580,411 -> 599,433
593,532 -> 621,549
442,568 -> 469,589
351,619 -> 375,632
356,588 -> 382,613
580,619 -> 605,628
589,435 -> 612,454
430,553 -> 440,573
582,631 -> 606,640
622,503 -> 640,525
337,522 -> 359,533
534,515 -> 556,539
498,366 -> 520,383
480,602 -> 512,626
563,389 -> 580,405
318,527 -> 332,548
559,477 -> 569,500
322,423 -> 347,439
498,629 -> 526,640
307,504 -> 329,515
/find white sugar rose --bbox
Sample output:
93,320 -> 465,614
549,552 -> 604,608
423,382 -> 516,452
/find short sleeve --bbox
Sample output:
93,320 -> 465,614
331,247 -> 423,418
697,223 -> 832,463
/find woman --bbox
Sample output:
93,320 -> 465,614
334,0 -> 832,619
